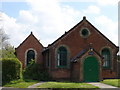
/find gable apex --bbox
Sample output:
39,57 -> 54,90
31,31 -> 33,35
48,16 -> 118,49
16,32 -> 43,49
83,16 -> 86,20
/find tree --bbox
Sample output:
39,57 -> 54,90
0,29 -> 16,58
0,28 -> 10,49
2,45 -> 16,58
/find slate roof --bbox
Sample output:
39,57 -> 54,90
71,48 -> 103,62
48,16 -> 118,49
71,49 -> 88,62
16,32 -> 43,50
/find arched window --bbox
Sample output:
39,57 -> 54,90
57,46 -> 67,67
101,48 -> 111,68
27,50 -> 35,65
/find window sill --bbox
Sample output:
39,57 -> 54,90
57,66 -> 68,68
102,67 -> 111,70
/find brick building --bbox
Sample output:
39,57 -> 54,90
15,17 -> 119,82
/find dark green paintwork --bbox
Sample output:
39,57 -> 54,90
83,56 -> 99,82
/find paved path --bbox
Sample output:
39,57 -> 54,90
0,87 -> 2,90
28,82 -> 119,88
87,82 -> 118,88
28,82 -> 45,88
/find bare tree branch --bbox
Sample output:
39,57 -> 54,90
0,28 -> 10,49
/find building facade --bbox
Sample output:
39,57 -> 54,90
15,17 -> 119,82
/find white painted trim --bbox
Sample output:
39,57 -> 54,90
25,48 -> 37,67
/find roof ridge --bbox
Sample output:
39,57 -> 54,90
48,16 -> 118,49
86,20 -> 118,48
48,18 -> 85,47
16,32 -> 43,49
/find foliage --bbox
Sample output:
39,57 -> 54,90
0,29 -> 10,49
2,58 -> 22,85
1,45 -> 16,58
37,82 -> 99,88
3,79 -> 38,88
23,60 -> 50,81
101,79 -> 120,87
118,55 -> 120,61
0,29 -> 16,59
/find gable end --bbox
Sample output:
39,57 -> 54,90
16,32 -> 43,50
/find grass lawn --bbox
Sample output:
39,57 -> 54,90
3,79 -> 39,88
37,82 -> 99,88
101,79 -> 120,87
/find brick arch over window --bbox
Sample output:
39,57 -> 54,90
55,45 -> 70,68
101,48 -> 111,68
25,48 -> 37,66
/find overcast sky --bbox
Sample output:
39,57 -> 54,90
1,0 -> 119,47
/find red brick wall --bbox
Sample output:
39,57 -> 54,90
102,70 -> 117,78
51,69 -> 70,80
16,33 -> 43,68
16,18 -> 118,81
48,18 -> 118,80
71,62 -> 80,81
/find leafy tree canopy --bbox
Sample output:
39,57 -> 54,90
0,29 -> 16,58
1,45 -> 16,58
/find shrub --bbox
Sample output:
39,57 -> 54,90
23,60 -> 50,81
2,58 -> 22,85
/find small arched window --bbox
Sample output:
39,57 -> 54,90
101,48 -> 111,68
57,46 -> 67,67
27,50 -> 35,65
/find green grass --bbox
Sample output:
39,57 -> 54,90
37,82 -> 99,88
101,79 -> 120,87
3,79 -> 39,88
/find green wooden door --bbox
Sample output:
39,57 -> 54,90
83,57 -> 99,82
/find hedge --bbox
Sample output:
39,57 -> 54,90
1,58 -> 22,85
23,60 -> 50,81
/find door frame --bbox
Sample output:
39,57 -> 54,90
80,54 -> 103,82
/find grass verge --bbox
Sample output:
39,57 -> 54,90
37,82 -> 99,88
3,79 -> 39,88
101,79 -> 120,87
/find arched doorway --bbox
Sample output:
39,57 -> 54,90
27,50 -> 35,65
83,56 -> 99,82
